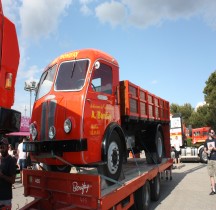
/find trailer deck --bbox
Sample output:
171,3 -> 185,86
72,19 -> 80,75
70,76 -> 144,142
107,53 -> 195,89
21,158 -> 173,210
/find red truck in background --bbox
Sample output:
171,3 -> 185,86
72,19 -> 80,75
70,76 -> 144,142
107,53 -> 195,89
23,48 -> 170,183
0,1 -> 21,134
170,113 -> 209,163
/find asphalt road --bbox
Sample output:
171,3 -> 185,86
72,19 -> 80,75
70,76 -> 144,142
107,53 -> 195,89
150,162 -> 215,210
11,162 -> 215,210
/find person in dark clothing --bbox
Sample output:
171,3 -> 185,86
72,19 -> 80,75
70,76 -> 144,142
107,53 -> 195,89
0,137 -> 17,209
204,128 -> 216,195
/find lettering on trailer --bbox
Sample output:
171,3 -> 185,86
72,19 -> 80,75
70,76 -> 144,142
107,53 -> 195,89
72,182 -> 91,194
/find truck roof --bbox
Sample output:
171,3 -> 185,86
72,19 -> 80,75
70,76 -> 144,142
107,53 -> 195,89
46,48 -> 119,70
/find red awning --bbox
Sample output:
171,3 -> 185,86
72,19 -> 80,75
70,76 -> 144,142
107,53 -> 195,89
6,131 -> 30,136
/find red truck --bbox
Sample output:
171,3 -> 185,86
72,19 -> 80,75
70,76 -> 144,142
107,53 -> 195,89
0,1 -> 21,134
23,49 -> 170,183
170,113 -> 210,163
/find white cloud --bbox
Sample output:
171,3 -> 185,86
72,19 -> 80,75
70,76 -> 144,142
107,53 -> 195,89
79,0 -> 94,15
80,4 -> 92,16
94,0 -> 216,29
19,0 -> 73,40
18,65 -> 41,83
95,1 -> 126,27
2,0 -> 21,28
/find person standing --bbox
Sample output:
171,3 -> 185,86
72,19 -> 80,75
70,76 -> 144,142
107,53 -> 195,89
17,137 -> 27,183
173,135 -> 181,168
204,128 -> 216,195
0,137 -> 17,209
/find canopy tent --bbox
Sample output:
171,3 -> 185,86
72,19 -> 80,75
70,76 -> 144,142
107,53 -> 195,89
6,116 -> 30,137
6,131 -> 29,136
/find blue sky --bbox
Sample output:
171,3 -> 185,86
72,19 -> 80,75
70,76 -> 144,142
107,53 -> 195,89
2,0 -> 216,117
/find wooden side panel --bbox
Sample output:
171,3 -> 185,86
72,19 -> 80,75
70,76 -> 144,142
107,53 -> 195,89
120,80 -> 170,122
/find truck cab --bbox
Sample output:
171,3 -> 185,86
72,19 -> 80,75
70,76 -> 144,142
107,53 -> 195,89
25,49 -> 125,181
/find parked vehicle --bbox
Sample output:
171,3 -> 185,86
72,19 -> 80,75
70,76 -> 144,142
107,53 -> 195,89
23,49 -> 171,183
170,113 -> 209,163
0,1 -> 21,134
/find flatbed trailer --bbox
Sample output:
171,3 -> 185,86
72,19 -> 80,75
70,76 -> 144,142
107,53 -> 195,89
21,157 -> 173,210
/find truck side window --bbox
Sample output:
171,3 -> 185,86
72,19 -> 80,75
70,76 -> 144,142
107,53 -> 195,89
91,63 -> 112,94
36,65 -> 56,100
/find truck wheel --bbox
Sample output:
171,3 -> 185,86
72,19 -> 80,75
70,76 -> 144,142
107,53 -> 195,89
146,130 -> 164,164
199,147 -> 208,163
134,180 -> 150,210
150,174 -> 160,201
98,131 -> 123,185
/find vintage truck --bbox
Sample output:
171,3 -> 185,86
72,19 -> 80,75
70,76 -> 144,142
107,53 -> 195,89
24,49 -> 170,183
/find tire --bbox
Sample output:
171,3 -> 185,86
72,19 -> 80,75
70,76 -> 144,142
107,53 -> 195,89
150,174 -> 160,201
47,165 -> 71,173
134,181 -> 151,210
146,130 -> 164,164
98,131 -> 123,185
199,147 -> 208,163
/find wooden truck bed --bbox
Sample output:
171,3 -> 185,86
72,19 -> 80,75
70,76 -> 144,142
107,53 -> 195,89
21,158 -> 173,210
120,80 -> 170,122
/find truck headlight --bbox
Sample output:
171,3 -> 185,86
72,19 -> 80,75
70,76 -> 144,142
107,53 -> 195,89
49,126 -> 56,139
30,123 -> 37,141
64,118 -> 72,133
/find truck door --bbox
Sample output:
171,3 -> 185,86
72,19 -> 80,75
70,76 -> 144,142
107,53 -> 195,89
83,61 -> 115,161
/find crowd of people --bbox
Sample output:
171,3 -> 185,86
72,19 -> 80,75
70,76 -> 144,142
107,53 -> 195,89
0,136 -> 30,209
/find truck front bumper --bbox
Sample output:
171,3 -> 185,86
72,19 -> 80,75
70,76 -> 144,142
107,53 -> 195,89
23,139 -> 87,153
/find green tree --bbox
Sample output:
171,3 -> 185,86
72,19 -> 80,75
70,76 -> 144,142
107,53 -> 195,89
203,70 -> 216,129
188,105 -> 209,127
170,103 -> 193,127
170,103 -> 180,114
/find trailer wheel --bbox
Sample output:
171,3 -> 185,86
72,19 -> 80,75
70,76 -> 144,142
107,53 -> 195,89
134,180 -> 150,210
98,131 -> 123,185
199,147 -> 208,163
150,174 -> 160,201
146,130 -> 164,164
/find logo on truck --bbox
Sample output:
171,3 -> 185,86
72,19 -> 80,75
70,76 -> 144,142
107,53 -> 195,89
72,182 -> 91,194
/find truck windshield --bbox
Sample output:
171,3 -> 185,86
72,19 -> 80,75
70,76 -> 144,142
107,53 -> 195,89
55,60 -> 89,91
36,65 -> 56,100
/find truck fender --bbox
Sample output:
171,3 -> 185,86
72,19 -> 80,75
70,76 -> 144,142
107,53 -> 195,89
101,122 -> 126,162
150,124 -> 163,139
197,144 -> 204,154
156,124 -> 163,134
